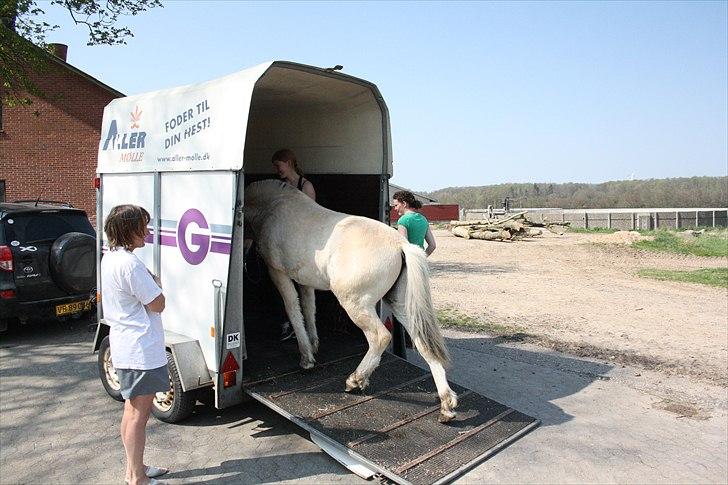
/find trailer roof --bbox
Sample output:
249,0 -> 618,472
97,61 -> 392,176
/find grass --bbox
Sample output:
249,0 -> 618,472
637,268 -> 728,288
436,307 -> 516,334
632,230 -> 728,257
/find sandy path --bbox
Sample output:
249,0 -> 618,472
428,229 -> 728,385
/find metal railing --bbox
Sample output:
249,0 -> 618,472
462,207 -> 728,230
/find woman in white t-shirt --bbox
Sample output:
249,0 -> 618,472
101,205 -> 168,485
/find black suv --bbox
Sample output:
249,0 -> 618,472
0,201 -> 97,332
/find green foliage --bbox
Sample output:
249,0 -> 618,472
632,230 -> 728,257
426,176 -> 728,210
1,0 -> 162,105
637,268 -> 728,288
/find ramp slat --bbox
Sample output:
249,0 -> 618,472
348,390 -> 475,448
394,408 -> 515,474
311,374 -> 431,420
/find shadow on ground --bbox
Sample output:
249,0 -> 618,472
0,316 -> 613,431
429,261 -> 515,275
0,316 -> 613,483
408,333 -> 613,428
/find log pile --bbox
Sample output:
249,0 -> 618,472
449,211 -> 570,241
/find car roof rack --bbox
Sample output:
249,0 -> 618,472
12,200 -> 75,208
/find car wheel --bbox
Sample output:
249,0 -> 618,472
50,232 -> 96,294
151,350 -> 195,423
97,336 -> 124,402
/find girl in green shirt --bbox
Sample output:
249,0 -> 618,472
392,190 -> 437,256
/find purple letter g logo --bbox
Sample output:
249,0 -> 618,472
178,208 -> 210,265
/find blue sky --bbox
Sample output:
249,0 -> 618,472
41,1 -> 727,191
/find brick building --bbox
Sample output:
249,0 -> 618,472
0,44 -> 123,225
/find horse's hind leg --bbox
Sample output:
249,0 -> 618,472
338,300 -> 391,392
268,268 -> 316,369
388,293 -> 458,423
299,285 -> 318,353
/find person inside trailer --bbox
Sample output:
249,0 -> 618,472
271,148 -> 316,200
244,148 -> 317,341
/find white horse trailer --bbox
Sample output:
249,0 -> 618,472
93,61 -> 537,484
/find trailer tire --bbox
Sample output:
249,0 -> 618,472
151,350 -> 195,423
97,336 -> 124,402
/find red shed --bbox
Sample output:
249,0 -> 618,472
390,204 -> 459,223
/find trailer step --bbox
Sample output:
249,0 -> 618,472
243,349 -> 538,484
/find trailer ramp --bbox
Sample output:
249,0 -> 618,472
243,343 -> 538,485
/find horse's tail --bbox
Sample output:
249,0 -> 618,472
392,243 -> 450,366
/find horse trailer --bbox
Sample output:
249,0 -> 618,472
93,61 -> 537,484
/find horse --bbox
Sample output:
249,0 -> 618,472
244,179 -> 458,422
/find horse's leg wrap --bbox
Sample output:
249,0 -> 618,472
268,268 -> 315,369
387,277 -> 458,423
299,285 -> 318,353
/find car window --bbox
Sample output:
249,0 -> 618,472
2,213 -> 95,244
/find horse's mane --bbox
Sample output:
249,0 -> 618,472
245,179 -> 315,218
247,179 -> 302,201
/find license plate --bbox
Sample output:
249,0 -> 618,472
55,299 -> 91,316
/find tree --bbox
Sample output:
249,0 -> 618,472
1,0 -> 162,105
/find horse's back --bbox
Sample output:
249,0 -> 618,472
247,180 -> 405,297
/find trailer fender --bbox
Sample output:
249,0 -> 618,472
92,319 -> 110,353
165,330 -> 214,392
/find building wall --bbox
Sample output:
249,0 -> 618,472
390,204 -> 460,223
0,59 -> 120,225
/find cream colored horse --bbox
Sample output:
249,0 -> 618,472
244,180 -> 458,422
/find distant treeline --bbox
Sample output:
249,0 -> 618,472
424,176 -> 728,210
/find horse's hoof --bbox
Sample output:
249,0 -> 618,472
438,410 -> 456,423
300,355 -> 316,370
441,390 -> 458,410
345,374 -> 369,392
345,375 -> 359,392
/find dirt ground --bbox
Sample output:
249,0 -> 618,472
428,229 -> 728,387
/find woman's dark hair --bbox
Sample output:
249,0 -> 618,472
104,204 -> 150,250
392,190 -> 422,209
271,148 -> 303,175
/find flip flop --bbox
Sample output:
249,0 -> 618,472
145,466 -> 169,478
124,478 -> 164,485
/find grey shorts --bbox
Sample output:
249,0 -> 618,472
117,365 -> 169,399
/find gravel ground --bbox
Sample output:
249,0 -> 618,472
428,229 -> 728,385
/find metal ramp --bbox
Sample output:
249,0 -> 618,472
243,344 -> 538,485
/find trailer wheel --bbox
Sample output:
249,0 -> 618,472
97,336 -> 124,402
151,350 -> 195,423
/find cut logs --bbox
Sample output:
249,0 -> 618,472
449,211 -> 569,241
